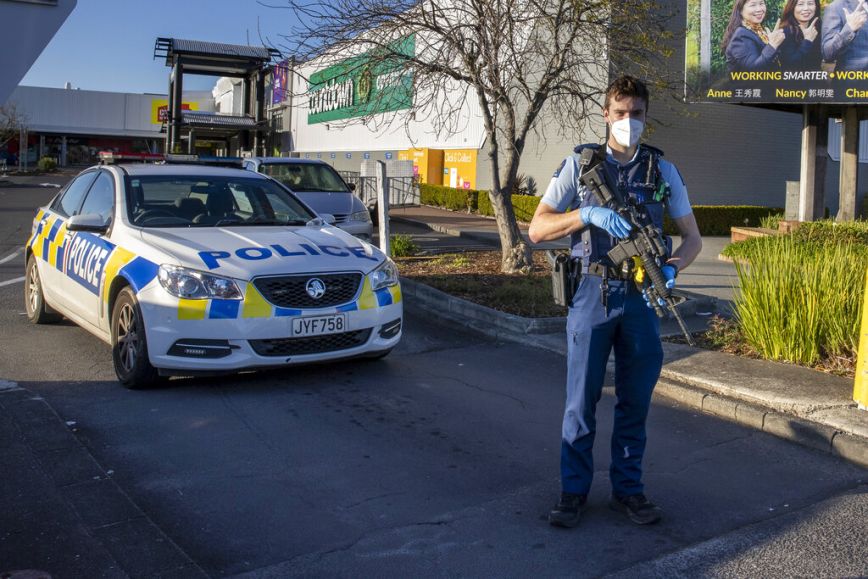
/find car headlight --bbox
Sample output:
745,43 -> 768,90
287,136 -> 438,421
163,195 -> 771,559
350,210 -> 371,223
370,258 -> 399,291
158,265 -> 242,300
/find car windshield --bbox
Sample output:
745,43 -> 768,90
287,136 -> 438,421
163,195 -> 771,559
126,175 -> 316,228
260,163 -> 349,193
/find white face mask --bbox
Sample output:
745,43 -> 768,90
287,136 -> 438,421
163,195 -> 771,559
610,118 -> 644,148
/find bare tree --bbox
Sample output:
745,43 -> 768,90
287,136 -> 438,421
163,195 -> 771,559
0,102 -> 27,150
277,0 -> 675,272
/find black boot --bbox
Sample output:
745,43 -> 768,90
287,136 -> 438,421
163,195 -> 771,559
609,493 -> 662,525
548,492 -> 587,528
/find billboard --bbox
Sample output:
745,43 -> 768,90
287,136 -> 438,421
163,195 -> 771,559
685,0 -> 868,103
307,36 -> 414,124
272,60 -> 289,105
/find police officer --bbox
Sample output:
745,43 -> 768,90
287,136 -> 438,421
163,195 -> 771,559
528,75 -> 702,527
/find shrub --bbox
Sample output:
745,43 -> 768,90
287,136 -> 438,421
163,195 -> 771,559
419,183 -> 479,212
732,233 -> 867,365
37,157 -> 57,172
476,192 -> 540,222
390,234 -> 419,257
791,219 -> 868,245
663,205 -> 784,236
759,212 -> 784,230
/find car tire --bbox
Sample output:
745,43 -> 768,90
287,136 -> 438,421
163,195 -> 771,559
111,287 -> 160,389
24,255 -> 60,324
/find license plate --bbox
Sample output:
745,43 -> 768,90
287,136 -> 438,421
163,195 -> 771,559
291,314 -> 347,337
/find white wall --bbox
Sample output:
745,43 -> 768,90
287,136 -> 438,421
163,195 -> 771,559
8,86 -> 214,137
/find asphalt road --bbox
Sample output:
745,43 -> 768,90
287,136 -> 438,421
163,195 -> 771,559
0,174 -> 865,578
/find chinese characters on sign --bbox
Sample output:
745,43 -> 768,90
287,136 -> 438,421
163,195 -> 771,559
686,0 -> 868,103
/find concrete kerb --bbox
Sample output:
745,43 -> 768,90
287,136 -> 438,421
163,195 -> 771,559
390,214 -> 494,246
401,279 -> 868,470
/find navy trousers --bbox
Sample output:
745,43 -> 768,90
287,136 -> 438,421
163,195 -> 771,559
561,274 -> 663,497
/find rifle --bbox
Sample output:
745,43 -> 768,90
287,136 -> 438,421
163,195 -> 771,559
579,154 -> 696,346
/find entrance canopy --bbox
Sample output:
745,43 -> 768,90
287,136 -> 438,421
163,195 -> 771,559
154,38 -> 280,77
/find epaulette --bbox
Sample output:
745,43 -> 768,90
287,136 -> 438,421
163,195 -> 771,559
573,143 -> 602,154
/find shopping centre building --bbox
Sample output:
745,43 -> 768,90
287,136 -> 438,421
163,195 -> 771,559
6,39 -> 867,215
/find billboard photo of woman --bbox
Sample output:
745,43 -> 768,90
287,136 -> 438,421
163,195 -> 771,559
685,0 -> 867,102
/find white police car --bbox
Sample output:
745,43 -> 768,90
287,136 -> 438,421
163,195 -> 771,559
24,163 -> 402,388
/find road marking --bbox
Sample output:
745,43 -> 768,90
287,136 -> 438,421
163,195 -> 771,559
0,276 -> 25,287
0,247 -> 23,265
0,380 -> 20,391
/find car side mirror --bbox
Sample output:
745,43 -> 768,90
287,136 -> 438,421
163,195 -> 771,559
320,213 -> 337,225
347,183 -> 356,192
67,213 -> 110,233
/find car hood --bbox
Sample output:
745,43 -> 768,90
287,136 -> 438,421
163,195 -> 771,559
294,192 -> 358,216
137,223 -> 383,280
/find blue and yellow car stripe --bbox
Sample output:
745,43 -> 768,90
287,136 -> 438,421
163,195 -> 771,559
28,212 -> 158,307
176,275 -> 402,320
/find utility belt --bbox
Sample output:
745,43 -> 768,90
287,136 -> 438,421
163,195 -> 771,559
549,253 -> 633,307
582,262 -> 630,281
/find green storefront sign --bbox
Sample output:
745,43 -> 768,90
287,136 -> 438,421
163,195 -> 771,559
307,36 -> 414,124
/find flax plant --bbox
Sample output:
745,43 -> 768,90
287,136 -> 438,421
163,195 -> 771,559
733,234 -> 867,366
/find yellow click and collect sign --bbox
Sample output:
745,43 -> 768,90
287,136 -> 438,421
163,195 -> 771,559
443,149 -> 478,190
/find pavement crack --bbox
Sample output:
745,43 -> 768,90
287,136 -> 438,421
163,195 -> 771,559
342,491 -> 408,510
420,368 -> 529,410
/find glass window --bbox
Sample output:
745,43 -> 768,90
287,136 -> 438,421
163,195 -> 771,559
51,171 -> 99,217
78,171 -> 115,224
260,163 -> 349,192
126,175 -> 315,228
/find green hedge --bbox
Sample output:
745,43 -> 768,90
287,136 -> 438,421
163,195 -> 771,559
663,205 -> 784,236
419,183 -> 480,212
421,184 -> 784,236
477,192 -> 539,222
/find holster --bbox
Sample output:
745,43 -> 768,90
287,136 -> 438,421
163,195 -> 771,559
549,252 -> 580,307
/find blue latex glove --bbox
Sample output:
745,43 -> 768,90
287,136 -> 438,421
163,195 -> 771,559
579,206 -> 632,239
660,264 -> 677,290
643,265 -> 677,308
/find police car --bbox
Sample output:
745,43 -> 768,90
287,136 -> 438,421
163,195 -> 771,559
24,163 -> 402,388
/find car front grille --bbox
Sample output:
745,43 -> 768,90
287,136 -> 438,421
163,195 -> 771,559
249,329 -> 372,357
253,273 -> 363,308
332,213 -> 349,223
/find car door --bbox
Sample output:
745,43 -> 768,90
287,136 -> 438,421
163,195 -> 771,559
62,169 -> 117,330
36,170 -> 99,311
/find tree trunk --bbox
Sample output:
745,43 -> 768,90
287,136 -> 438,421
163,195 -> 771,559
488,187 -> 532,273
486,138 -> 532,274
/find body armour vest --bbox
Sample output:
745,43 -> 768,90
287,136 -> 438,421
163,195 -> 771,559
570,143 -> 669,267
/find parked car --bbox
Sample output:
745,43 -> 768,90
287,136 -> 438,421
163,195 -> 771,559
243,157 -> 373,241
24,163 -> 402,388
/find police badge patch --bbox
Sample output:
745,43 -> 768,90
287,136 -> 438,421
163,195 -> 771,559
553,159 -> 566,177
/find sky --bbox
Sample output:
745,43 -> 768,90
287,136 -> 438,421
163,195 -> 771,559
21,0 -> 298,94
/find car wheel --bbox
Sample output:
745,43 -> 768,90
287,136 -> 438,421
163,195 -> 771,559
24,255 -> 60,324
111,287 -> 159,389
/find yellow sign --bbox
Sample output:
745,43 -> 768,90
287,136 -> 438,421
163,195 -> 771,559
398,148 -> 443,185
443,149 -> 478,190
855,267 -> 868,409
150,99 -> 199,125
